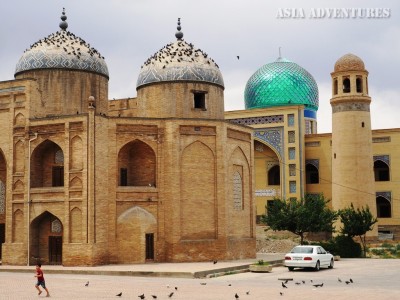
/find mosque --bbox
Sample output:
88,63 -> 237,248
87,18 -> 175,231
0,11 -> 255,266
226,52 -> 400,240
0,10 -> 399,266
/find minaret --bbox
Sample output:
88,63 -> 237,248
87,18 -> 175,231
330,53 -> 377,237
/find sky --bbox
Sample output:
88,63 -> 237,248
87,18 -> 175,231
1,0 -> 399,133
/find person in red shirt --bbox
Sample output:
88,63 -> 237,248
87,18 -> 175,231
34,264 -> 50,297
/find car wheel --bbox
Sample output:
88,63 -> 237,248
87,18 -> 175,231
328,258 -> 334,269
314,261 -> 320,271
288,267 -> 294,271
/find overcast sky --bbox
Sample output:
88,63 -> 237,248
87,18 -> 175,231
1,0 -> 399,133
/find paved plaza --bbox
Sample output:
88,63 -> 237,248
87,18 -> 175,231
0,258 -> 399,299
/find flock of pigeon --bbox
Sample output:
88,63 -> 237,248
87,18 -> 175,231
82,262 -> 356,299
141,39 -> 220,70
277,277 -> 355,297
25,30 -> 104,61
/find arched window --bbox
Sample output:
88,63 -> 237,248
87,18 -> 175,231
343,78 -> 350,93
268,165 -> 280,185
374,160 -> 389,181
233,171 -> 243,210
376,196 -> 391,218
333,78 -> 338,95
306,164 -> 319,184
356,77 -> 363,93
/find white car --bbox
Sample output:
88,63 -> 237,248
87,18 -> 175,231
284,245 -> 334,271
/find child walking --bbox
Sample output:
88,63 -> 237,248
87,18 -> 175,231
34,263 -> 50,297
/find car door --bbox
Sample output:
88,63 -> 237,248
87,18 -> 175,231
317,247 -> 329,266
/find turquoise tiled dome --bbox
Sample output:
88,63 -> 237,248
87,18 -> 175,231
244,57 -> 319,111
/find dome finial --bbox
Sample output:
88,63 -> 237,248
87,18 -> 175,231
278,47 -> 282,59
59,7 -> 68,31
175,18 -> 183,40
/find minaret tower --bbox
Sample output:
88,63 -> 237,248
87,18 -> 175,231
330,53 -> 377,237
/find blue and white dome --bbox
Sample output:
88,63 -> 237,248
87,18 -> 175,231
137,19 -> 224,89
15,9 -> 108,78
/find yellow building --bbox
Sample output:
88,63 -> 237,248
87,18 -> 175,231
226,54 -> 400,240
0,12 -> 255,265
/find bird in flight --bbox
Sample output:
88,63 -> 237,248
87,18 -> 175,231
151,296 -> 157,299
116,292 -> 122,297
200,282 -> 207,285
235,293 -> 239,299
138,294 -> 145,299
237,56 -> 240,60
168,292 -> 174,298
313,283 -> 324,288
282,282 -> 288,288
338,278 -> 342,282
85,281 -> 89,287
175,287 -> 178,291
213,260 -> 218,264
350,278 -> 354,283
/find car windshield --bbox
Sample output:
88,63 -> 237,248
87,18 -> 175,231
291,246 -> 314,254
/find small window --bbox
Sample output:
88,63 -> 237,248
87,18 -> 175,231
362,122 -> 365,128
356,77 -> 363,93
343,78 -> 350,93
333,78 -> 338,95
194,92 -> 206,110
376,197 -> 391,218
374,161 -> 389,181
306,164 -> 319,184
288,131 -> 295,143
120,168 -> 128,186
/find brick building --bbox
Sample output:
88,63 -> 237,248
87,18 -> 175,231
0,11 -> 256,266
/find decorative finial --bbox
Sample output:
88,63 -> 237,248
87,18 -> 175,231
59,8 -> 68,31
175,18 -> 183,40
278,47 -> 282,59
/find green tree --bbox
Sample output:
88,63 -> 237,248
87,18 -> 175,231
339,203 -> 377,257
262,194 -> 338,244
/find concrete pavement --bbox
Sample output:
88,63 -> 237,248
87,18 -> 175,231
0,253 -> 285,278
0,258 -> 399,299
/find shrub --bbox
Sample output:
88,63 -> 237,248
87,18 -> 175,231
381,242 -> 393,248
333,235 -> 362,258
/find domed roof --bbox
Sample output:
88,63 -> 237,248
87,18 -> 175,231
15,9 -> 108,78
334,53 -> 365,72
136,19 -> 224,89
244,57 -> 319,111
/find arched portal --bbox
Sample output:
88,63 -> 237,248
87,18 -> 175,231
254,140 -> 282,220
116,206 -> 157,263
117,140 -> 156,187
30,211 -> 63,265
31,140 -> 64,188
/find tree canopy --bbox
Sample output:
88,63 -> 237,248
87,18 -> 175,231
339,203 -> 377,257
262,194 -> 338,244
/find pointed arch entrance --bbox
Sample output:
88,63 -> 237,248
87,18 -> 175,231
30,212 -> 63,265
253,139 -> 282,221
116,206 -> 157,263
